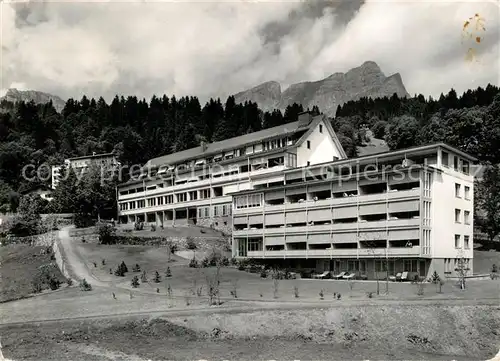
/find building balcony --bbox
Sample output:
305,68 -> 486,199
232,188 -> 422,214
233,218 -> 420,237
246,246 -> 421,259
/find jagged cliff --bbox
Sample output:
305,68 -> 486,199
234,61 -> 410,116
0,88 -> 66,112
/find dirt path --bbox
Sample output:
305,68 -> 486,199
57,226 -> 108,288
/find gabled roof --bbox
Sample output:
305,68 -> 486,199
146,119 -> 312,168
294,115 -> 347,159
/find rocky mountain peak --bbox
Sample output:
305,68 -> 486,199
233,61 -> 409,117
1,88 -> 66,113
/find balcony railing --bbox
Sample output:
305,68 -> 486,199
233,188 -> 421,214
246,246 -> 421,259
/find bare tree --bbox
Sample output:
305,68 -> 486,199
361,232 -> 386,296
455,250 -> 470,290
206,261 -> 222,305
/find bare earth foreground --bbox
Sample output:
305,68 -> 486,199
1,226 -> 499,360
1,303 -> 499,361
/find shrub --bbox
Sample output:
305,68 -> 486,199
80,279 -> 92,291
74,213 -> 94,228
154,271 -> 161,283
133,264 -> 141,272
92,261 -> 97,268
189,257 -> 198,268
260,269 -> 267,278
219,256 -> 229,267
114,266 -> 123,277
134,221 -> 144,231
48,278 -> 61,290
372,120 -> 388,139
97,222 -> 117,244
230,258 -> 238,266
366,292 -> 374,298
168,242 -> 178,254
151,224 -> 156,232
66,278 -> 73,286
109,268 -> 112,274
102,259 -> 106,266
431,271 -> 440,284
141,270 -> 148,283
32,279 -> 43,293
120,261 -> 128,273
337,293 -> 341,300
165,267 -> 172,278
201,257 -> 210,268
492,264 -> 498,273
131,276 -> 140,288
32,263 -> 62,293
238,263 -> 245,271
186,237 -> 197,250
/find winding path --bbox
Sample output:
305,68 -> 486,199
57,226 -> 108,287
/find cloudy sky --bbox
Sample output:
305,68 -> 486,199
1,0 -> 499,103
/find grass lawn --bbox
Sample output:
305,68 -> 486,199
77,242 -> 500,302
0,244 -> 67,302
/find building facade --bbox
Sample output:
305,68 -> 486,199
231,143 -> 475,280
52,152 -> 120,189
116,112 -> 346,233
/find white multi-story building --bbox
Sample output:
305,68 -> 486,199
231,143 -> 476,280
116,112 -> 346,232
52,152 -> 120,189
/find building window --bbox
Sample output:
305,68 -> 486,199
165,195 -> 174,204
200,189 -> 211,199
157,197 -> 164,205
307,140 -> 311,149
455,234 -> 461,248
189,191 -> 198,201
307,161 -> 310,166
442,151 -> 449,167
455,209 -> 461,223
455,183 -> 461,198
464,235 -> 470,249
319,124 -> 323,133
213,206 -> 219,217
464,186 -> 470,200
177,193 -> 187,202
462,160 -> 470,175
464,211 -> 470,224
453,156 -> 459,171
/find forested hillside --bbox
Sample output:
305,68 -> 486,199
0,95 -> 311,213
1,85 -> 499,240
335,84 -> 500,163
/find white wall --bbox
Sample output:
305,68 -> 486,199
296,120 -> 343,166
431,167 -> 474,260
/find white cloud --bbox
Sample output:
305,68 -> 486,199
0,0 -> 498,103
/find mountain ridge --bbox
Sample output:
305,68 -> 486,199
234,61 -> 410,116
0,88 -> 66,112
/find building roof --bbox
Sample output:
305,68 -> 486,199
293,115 -> 347,159
145,117 -> 321,168
68,152 -> 116,161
